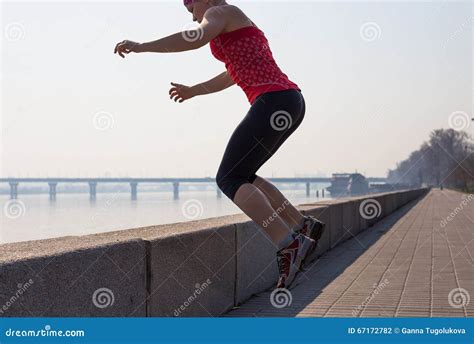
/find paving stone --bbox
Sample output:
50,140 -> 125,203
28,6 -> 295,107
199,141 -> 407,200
224,189 -> 472,318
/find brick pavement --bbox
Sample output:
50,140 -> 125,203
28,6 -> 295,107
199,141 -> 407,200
224,189 -> 473,317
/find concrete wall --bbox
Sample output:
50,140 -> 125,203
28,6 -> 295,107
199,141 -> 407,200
0,188 -> 429,317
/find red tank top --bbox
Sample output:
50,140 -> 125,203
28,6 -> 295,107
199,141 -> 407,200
210,25 -> 301,105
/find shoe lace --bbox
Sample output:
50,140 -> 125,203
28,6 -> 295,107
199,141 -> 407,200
300,218 -> 310,233
276,251 -> 291,276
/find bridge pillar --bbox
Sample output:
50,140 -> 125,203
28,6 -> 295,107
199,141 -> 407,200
89,181 -> 97,201
316,190 -> 319,198
173,182 -> 179,200
130,182 -> 138,200
216,187 -> 222,199
48,182 -> 57,201
9,182 -> 19,199
322,189 -> 325,198
306,182 -> 310,197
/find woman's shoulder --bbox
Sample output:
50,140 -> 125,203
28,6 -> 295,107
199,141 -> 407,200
205,4 -> 255,31
204,4 -> 240,18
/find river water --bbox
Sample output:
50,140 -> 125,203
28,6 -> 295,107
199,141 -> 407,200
1,184 -> 331,244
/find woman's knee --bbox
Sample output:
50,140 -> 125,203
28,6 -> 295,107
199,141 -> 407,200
216,171 -> 249,201
249,173 -> 259,185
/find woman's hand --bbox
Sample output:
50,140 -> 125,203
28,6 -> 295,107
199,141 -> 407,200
169,82 -> 197,103
114,40 -> 141,58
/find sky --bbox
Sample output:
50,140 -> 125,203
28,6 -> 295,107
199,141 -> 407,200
1,0 -> 472,179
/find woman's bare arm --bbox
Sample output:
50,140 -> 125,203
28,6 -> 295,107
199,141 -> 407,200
192,71 -> 236,95
115,7 -> 226,56
169,71 -> 235,103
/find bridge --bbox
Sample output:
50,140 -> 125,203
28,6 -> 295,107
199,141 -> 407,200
0,177 -> 387,200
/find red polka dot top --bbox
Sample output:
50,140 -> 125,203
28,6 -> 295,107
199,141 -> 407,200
209,24 -> 301,105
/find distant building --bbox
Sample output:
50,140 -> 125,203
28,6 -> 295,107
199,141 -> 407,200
326,173 -> 350,197
326,173 -> 369,197
348,173 -> 369,196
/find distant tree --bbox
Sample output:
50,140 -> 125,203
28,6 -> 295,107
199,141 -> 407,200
387,129 -> 473,191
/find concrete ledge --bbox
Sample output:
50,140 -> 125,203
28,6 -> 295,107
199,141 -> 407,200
0,239 -> 147,317
0,188 -> 430,317
146,225 -> 235,317
235,221 -> 278,305
0,214 -> 247,317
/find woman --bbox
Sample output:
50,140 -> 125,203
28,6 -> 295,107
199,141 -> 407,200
114,0 -> 325,290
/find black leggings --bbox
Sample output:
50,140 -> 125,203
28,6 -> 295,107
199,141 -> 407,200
216,88 -> 306,201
